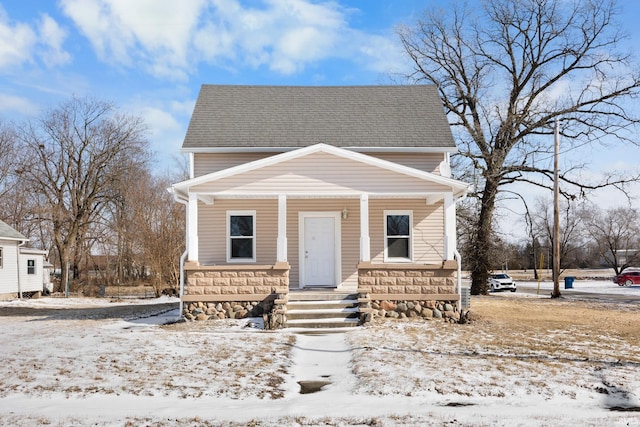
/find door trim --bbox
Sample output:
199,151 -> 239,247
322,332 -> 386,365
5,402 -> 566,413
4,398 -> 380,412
298,212 -> 341,289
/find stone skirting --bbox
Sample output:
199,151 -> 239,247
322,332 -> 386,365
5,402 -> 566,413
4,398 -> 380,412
181,261 -> 463,327
182,262 -> 290,328
182,297 -> 285,324
357,261 -> 458,295
359,297 -> 461,323
183,261 -> 290,297
357,261 -> 461,324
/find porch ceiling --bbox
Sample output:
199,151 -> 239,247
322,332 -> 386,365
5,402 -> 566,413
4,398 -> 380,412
194,192 -> 448,204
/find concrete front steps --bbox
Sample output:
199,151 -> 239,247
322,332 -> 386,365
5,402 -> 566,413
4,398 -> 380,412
285,291 -> 360,329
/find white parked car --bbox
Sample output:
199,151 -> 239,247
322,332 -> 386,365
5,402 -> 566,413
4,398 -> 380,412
488,273 -> 517,292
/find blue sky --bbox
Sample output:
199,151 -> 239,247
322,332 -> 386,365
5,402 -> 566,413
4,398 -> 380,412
1,0 -> 639,225
0,0 -> 434,167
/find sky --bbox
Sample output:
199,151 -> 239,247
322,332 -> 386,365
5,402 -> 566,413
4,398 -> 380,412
0,0 -> 430,167
1,0 -> 639,238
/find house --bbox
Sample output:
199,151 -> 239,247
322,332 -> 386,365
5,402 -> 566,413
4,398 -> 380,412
0,219 -> 49,299
170,85 -> 470,326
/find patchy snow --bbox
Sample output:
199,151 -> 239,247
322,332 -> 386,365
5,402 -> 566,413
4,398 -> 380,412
518,278 -> 640,292
0,291 -> 639,426
516,279 -> 640,297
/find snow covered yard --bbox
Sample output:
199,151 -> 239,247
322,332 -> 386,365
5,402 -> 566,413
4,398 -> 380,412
0,287 -> 639,426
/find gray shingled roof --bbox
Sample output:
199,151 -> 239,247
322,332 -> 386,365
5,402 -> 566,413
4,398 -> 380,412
182,85 -> 456,150
0,219 -> 26,241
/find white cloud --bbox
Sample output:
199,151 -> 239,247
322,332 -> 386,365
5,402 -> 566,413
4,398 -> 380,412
60,0 -> 206,79
38,14 -> 71,67
0,6 -> 70,71
0,7 -> 37,69
221,0 -> 348,74
126,98 -> 195,168
61,1 -> 122,61
0,93 -> 40,115
60,0 -> 404,80
354,32 -> 409,75
141,106 -> 181,136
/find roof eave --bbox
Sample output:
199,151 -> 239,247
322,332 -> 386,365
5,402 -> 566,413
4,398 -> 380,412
181,146 -> 458,154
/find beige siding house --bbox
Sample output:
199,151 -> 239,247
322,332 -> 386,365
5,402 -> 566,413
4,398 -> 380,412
170,85 -> 470,326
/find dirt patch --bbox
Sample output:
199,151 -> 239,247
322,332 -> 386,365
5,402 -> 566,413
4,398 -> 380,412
297,380 -> 331,394
0,301 -> 178,321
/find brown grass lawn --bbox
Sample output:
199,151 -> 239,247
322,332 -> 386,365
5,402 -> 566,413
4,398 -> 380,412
471,295 -> 640,356
348,293 -> 640,406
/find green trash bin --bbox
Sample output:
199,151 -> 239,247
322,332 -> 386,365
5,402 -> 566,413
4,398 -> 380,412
564,276 -> 574,289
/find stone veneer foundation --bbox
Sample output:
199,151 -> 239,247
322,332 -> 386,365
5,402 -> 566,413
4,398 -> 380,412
357,261 -> 458,296
357,261 -> 461,324
182,262 -> 289,327
182,261 -> 289,300
181,261 -> 463,326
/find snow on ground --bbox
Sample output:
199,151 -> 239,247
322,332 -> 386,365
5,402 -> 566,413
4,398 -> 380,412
0,285 -> 639,426
516,279 -> 640,296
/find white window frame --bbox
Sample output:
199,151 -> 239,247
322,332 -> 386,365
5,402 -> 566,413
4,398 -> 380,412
27,258 -> 36,275
384,210 -> 413,262
226,210 -> 256,263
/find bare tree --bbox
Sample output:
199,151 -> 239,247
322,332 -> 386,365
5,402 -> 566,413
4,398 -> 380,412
15,97 -> 150,292
531,197 -> 585,275
583,205 -> 640,274
0,121 -> 48,245
398,0 -> 640,294
503,191 -> 542,278
0,121 -> 15,200
136,172 -> 186,293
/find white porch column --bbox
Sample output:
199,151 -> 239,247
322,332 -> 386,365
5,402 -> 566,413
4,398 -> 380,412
444,193 -> 456,260
360,194 -> 370,262
188,192 -> 199,261
277,194 -> 287,262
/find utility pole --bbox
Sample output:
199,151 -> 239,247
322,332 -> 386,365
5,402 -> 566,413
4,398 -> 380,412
551,118 -> 561,298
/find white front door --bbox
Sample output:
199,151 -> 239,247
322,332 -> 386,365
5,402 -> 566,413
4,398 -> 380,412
300,213 -> 340,288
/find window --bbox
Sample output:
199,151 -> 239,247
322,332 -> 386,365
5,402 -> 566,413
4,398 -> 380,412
0,247 -> 3,268
384,211 -> 412,262
27,259 -> 36,275
227,211 -> 256,262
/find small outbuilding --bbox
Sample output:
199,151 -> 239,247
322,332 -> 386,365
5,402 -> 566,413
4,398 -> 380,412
0,219 -> 49,299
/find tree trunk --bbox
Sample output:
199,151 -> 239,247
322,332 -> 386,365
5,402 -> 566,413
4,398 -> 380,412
471,176 -> 500,295
532,239 -> 538,280
56,244 -> 69,294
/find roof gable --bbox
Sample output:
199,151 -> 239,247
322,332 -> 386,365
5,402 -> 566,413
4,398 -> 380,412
173,144 -> 469,198
182,85 -> 456,151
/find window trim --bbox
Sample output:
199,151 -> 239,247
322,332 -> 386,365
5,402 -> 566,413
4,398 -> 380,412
226,210 -> 257,263
383,210 -> 413,263
27,258 -> 36,275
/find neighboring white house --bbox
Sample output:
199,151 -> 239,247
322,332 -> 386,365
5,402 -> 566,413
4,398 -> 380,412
0,219 -> 49,299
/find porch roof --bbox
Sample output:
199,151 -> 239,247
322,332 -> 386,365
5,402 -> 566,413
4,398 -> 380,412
171,144 -> 470,201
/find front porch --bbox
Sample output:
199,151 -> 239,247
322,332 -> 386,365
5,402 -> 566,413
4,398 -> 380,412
182,260 -> 462,327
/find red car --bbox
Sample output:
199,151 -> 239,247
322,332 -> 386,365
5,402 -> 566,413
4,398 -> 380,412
614,270 -> 640,286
